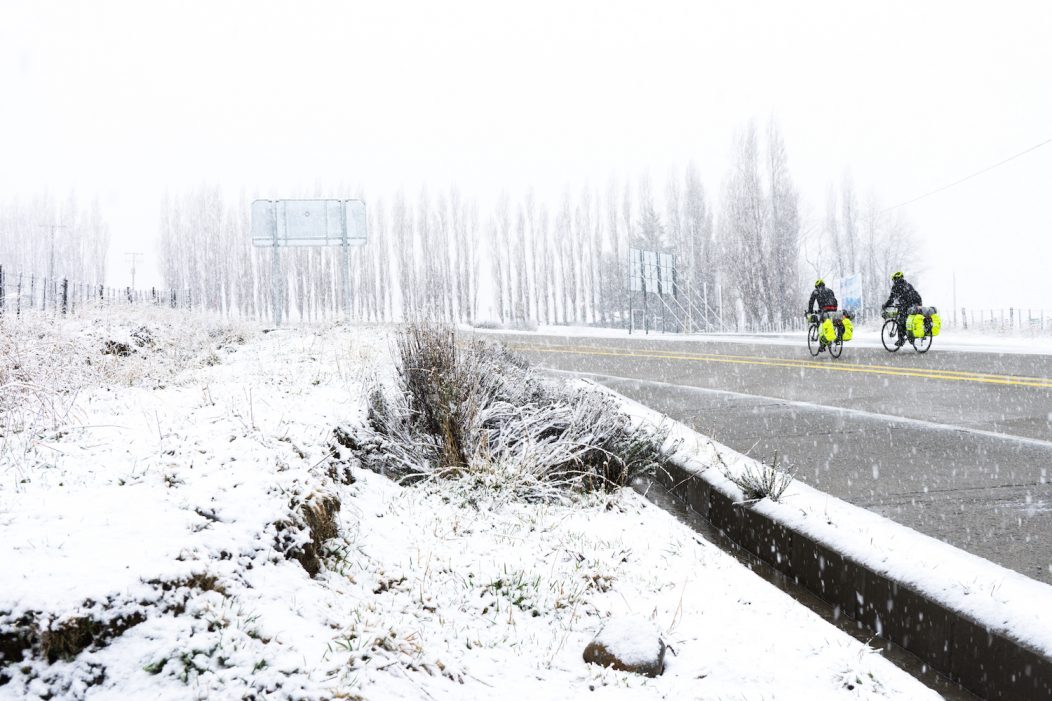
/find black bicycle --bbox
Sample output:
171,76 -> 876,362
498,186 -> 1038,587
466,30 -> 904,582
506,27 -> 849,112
881,307 -> 933,353
806,313 -> 843,358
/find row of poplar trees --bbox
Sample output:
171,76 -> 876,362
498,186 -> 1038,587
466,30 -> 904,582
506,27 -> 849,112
157,119 -> 915,328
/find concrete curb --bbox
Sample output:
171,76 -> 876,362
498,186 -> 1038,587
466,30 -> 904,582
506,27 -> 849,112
656,460 -> 1052,700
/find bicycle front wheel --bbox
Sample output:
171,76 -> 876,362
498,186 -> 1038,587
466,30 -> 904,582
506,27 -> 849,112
881,319 -> 901,352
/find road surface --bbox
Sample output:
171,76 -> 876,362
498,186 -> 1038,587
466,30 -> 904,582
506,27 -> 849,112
496,331 -> 1052,586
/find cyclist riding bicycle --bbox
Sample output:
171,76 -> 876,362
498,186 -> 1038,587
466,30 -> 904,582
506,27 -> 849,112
882,271 -> 922,347
806,279 -> 838,351
807,279 -> 838,316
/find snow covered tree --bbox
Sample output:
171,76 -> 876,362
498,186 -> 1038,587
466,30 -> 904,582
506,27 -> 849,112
766,119 -> 801,321
718,122 -> 771,322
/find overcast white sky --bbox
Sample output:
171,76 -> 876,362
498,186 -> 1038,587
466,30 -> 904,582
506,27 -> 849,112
1,0 -> 1050,311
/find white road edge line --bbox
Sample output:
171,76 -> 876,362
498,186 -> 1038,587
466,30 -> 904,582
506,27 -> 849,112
544,368 -> 1052,452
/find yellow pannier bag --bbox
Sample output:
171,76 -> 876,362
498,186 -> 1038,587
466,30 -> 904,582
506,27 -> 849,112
841,317 -> 854,341
908,312 -> 941,338
820,318 -> 836,343
907,313 -> 925,339
819,316 -> 852,342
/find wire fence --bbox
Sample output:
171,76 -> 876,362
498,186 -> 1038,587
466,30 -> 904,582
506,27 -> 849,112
0,265 -> 193,319
957,307 -> 1052,334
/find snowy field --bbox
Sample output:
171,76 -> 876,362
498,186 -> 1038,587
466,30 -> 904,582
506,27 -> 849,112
0,310 -> 945,700
477,323 -> 1052,356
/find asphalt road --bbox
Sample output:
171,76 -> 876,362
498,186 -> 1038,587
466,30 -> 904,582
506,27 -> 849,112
495,331 -> 1052,586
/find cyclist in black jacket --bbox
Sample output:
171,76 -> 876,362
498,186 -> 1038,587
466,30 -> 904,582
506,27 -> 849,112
882,271 -> 922,347
806,279 -> 839,352
807,279 -> 838,316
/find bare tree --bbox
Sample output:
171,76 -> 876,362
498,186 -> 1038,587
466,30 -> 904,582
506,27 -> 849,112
767,118 -> 801,322
719,122 -> 771,322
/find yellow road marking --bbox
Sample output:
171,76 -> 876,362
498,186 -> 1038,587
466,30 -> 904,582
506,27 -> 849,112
506,343 -> 1052,389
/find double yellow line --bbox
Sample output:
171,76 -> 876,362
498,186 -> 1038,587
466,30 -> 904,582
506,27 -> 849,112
507,342 -> 1052,389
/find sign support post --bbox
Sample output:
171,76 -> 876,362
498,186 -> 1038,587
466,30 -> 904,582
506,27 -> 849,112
272,207 -> 282,326
341,203 -> 352,321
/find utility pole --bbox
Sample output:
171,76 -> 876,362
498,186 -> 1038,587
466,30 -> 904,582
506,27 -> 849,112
125,252 -> 144,290
40,224 -> 68,280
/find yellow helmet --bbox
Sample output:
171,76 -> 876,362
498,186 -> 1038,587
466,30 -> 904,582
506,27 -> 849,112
814,279 -> 825,288
892,271 -> 904,281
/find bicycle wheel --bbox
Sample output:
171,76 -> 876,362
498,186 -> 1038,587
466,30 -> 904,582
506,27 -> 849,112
807,324 -> 821,356
829,337 -> 843,358
913,332 -> 932,353
881,319 -> 901,352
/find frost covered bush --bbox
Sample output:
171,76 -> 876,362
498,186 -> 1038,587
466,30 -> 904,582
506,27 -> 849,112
365,324 -> 671,495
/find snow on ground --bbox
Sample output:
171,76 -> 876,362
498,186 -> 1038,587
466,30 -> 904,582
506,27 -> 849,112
0,310 -> 942,700
476,323 -> 1052,356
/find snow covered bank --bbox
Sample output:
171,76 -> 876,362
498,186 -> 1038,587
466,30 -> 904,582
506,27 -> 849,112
601,383 -> 1052,698
1,313 -> 941,699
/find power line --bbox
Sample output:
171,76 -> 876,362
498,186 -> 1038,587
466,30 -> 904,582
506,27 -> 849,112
882,136 -> 1052,213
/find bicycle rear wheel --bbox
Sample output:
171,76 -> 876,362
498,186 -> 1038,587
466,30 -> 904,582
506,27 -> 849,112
829,337 -> 843,358
807,324 -> 821,356
881,319 -> 901,352
913,332 -> 932,353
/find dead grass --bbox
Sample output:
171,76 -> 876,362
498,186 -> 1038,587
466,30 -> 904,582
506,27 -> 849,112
721,451 -> 798,503
0,307 -> 255,482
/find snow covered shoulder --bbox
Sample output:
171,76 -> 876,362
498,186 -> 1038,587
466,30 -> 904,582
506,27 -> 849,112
1,313 -> 938,700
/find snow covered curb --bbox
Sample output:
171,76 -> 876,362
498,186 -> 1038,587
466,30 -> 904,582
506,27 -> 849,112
590,380 -> 1052,700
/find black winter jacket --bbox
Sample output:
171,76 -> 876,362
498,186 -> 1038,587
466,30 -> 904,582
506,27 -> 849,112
883,279 -> 922,311
807,286 -> 838,314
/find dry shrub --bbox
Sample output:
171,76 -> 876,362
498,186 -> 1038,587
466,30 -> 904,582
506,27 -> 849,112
392,325 -> 476,470
365,324 -> 672,495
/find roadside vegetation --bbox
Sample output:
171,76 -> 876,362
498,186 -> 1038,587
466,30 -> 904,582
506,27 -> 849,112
361,324 -> 675,501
